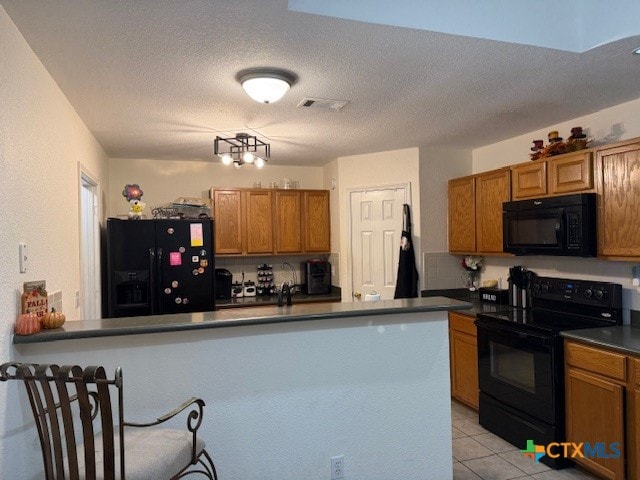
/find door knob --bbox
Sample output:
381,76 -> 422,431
353,291 -> 362,299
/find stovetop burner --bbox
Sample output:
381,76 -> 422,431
477,276 -> 623,335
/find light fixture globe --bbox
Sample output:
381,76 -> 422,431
238,68 -> 297,104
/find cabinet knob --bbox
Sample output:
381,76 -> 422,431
353,291 -> 362,300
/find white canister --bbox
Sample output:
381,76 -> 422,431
365,292 -> 381,301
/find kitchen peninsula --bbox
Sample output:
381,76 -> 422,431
9,297 -> 469,479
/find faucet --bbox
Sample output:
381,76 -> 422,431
277,282 -> 292,307
282,262 -> 298,294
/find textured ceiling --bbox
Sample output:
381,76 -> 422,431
2,0 -> 640,166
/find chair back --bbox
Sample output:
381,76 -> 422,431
0,362 -> 125,480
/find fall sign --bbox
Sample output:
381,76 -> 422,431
21,281 -> 48,319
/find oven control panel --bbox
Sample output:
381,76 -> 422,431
530,276 -> 622,308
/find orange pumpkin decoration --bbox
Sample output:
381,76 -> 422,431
41,308 -> 66,329
15,313 -> 41,335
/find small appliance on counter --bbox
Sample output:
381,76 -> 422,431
508,266 -> 535,309
214,269 -> 232,300
302,259 -> 331,295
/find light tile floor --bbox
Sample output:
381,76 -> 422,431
451,400 -> 600,480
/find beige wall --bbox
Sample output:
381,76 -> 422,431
473,96 -> 640,173
108,158 -> 324,217
472,97 -> 640,316
332,148 -> 421,298
0,6 -> 110,476
0,5 -> 109,327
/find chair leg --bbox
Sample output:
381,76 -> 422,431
175,449 -> 217,479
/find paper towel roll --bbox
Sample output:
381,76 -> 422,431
365,293 -> 381,301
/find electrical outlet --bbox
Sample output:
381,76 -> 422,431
75,290 -> 80,309
331,455 -> 344,480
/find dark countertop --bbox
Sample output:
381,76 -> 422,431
13,296 -> 472,344
421,289 -> 511,316
561,326 -> 640,356
216,288 -> 341,309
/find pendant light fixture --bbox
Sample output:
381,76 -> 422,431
238,68 -> 297,104
214,133 -> 269,169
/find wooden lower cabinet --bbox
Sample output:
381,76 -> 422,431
449,311 -> 478,409
565,341 -> 632,480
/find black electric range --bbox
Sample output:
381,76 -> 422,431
475,276 -> 623,469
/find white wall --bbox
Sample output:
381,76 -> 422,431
472,97 -> 640,315
6,312 -> 453,480
333,148 -> 421,299
108,158 -> 324,217
0,4 -> 110,472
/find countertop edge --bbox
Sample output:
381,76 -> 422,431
561,326 -> 640,357
14,298 -> 472,345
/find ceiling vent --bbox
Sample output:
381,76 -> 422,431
297,97 -> 349,111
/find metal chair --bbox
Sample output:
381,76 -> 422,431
0,362 -> 217,480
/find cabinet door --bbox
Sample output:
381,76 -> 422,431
565,366 -> 625,480
476,169 -> 510,254
212,189 -> 243,254
549,150 -> 593,195
303,190 -> 330,253
275,191 -> 302,253
448,177 -> 476,253
245,190 -> 274,254
511,161 -> 547,199
449,312 -> 478,410
596,142 -> 640,258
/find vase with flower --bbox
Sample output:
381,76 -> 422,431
461,255 -> 484,291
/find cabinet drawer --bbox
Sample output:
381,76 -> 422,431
565,342 -> 627,382
449,311 -> 476,336
633,358 -> 640,387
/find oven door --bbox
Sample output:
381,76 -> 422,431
476,318 -> 559,425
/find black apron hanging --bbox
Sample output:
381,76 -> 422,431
394,204 -> 419,299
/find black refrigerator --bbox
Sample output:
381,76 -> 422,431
104,218 -> 215,318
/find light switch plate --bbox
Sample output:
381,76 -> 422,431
19,243 -> 27,273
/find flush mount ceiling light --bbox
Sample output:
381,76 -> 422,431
214,133 -> 269,169
634,47 -> 640,55
238,68 -> 297,104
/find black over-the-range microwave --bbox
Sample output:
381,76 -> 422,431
502,193 -> 597,256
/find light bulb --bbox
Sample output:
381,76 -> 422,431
243,152 -> 255,164
220,154 -> 232,165
255,157 -> 265,169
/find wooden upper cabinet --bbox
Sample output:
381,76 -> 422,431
303,190 -> 331,253
511,160 -> 547,199
549,150 -> 593,195
274,190 -> 303,253
475,168 -> 510,254
244,190 -> 274,254
212,189 -> 243,254
448,176 -> 476,253
596,140 -> 640,258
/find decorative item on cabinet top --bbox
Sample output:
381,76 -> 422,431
152,197 -> 211,219
530,126 -> 590,160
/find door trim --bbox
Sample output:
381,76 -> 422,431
78,162 -> 101,320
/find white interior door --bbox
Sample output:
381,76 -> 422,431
79,167 -> 101,320
350,184 -> 409,301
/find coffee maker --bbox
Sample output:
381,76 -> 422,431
508,266 -> 534,309
214,269 -> 232,300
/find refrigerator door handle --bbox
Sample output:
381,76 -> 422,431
156,247 -> 163,314
149,248 -> 157,314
